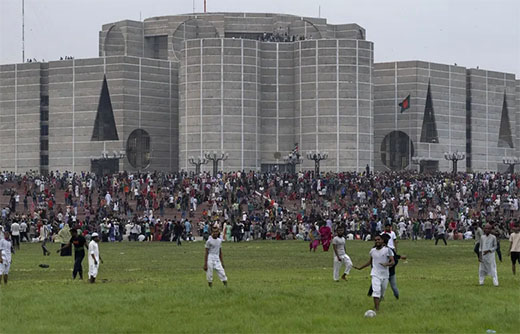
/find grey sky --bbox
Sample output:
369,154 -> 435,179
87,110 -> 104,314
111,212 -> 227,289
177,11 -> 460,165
1,0 -> 519,75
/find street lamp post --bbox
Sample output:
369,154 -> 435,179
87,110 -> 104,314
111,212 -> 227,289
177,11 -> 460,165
101,150 -> 126,160
284,152 -> 302,174
443,151 -> 465,174
306,151 -> 328,177
204,151 -> 228,177
502,157 -> 519,174
188,156 -> 208,175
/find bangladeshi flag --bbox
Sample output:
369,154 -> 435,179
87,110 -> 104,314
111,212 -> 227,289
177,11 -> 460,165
399,95 -> 410,113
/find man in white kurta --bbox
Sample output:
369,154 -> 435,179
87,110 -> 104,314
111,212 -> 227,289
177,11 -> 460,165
0,232 -> 13,284
88,233 -> 102,283
332,226 -> 352,281
479,224 -> 498,286
204,226 -> 227,287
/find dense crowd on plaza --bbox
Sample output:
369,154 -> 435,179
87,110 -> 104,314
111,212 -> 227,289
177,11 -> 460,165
0,169 -> 518,251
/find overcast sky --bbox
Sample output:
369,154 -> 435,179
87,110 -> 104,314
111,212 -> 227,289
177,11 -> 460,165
1,0 -> 519,75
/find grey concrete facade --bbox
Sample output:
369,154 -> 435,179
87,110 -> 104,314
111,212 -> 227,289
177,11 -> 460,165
0,62 -> 44,173
517,80 -> 520,162
1,12 -> 518,174
466,69 -> 517,172
374,61 -> 467,172
47,56 -> 178,173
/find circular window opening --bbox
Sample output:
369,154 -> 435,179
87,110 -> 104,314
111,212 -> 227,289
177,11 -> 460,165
380,131 -> 414,170
126,129 -> 151,169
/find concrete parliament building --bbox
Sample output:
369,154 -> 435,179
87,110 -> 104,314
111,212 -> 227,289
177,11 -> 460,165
0,12 -> 518,174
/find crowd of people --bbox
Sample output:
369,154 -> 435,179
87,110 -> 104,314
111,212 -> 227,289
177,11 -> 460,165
0,169 -> 519,298
0,169 -> 518,249
257,32 -> 309,42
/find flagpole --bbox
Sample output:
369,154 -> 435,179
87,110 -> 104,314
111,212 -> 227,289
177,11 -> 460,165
394,63 -> 398,169
409,96 -> 411,171
22,0 -> 25,63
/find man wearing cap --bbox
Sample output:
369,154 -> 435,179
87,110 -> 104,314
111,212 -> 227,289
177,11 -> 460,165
479,224 -> 498,286
88,233 -> 103,283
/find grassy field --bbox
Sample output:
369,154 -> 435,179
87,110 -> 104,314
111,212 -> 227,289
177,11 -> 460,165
1,239 -> 519,333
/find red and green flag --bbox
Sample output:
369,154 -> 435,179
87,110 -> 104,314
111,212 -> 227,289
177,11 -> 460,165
399,95 -> 410,113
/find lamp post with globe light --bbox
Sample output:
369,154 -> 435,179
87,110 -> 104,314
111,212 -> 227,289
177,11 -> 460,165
502,157 -> 519,174
443,151 -> 465,174
204,151 -> 228,177
188,156 -> 208,175
306,151 -> 328,177
284,152 -> 303,174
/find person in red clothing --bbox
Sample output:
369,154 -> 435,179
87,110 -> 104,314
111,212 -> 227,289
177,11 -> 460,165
320,224 -> 332,252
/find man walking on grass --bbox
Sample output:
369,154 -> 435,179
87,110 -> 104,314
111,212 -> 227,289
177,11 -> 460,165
435,220 -> 447,246
0,232 -> 14,285
381,223 -> 397,251
508,223 -> 520,275
354,235 -> 394,313
479,224 -> 498,286
203,226 -> 228,287
88,233 -> 103,283
57,228 -> 88,280
332,226 -> 352,282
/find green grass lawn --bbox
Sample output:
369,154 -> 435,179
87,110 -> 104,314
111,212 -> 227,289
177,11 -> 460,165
1,239 -> 519,333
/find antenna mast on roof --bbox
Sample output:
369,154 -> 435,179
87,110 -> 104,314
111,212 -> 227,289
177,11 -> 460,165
22,0 -> 25,62
204,0 -> 207,13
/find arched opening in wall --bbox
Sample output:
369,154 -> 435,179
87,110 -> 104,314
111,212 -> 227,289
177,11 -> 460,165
126,129 -> 151,169
288,19 -> 322,40
104,25 -> 125,56
380,131 -> 414,170
172,18 -> 219,58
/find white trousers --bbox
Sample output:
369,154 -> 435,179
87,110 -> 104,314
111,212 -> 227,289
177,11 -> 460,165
89,263 -> 99,278
371,276 -> 388,298
206,257 -> 227,283
0,260 -> 10,275
333,254 -> 352,281
479,253 -> 498,286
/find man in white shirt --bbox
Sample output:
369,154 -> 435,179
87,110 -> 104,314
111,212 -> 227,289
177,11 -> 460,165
381,223 -> 397,251
508,223 -> 520,275
332,226 -> 352,282
19,220 -> 28,242
203,226 -> 228,287
0,232 -> 14,285
397,220 -> 407,239
105,192 -> 112,206
10,221 -> 20,250
88,233 -> 103,283
355,235 -> 395,313
479,224 -> 498,286
435,221 -> 447,246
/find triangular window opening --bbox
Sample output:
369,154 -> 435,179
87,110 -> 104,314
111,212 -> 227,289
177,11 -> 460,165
420,81 -> 439,143
498,92 -> 514,148
91,75 -> 119,141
